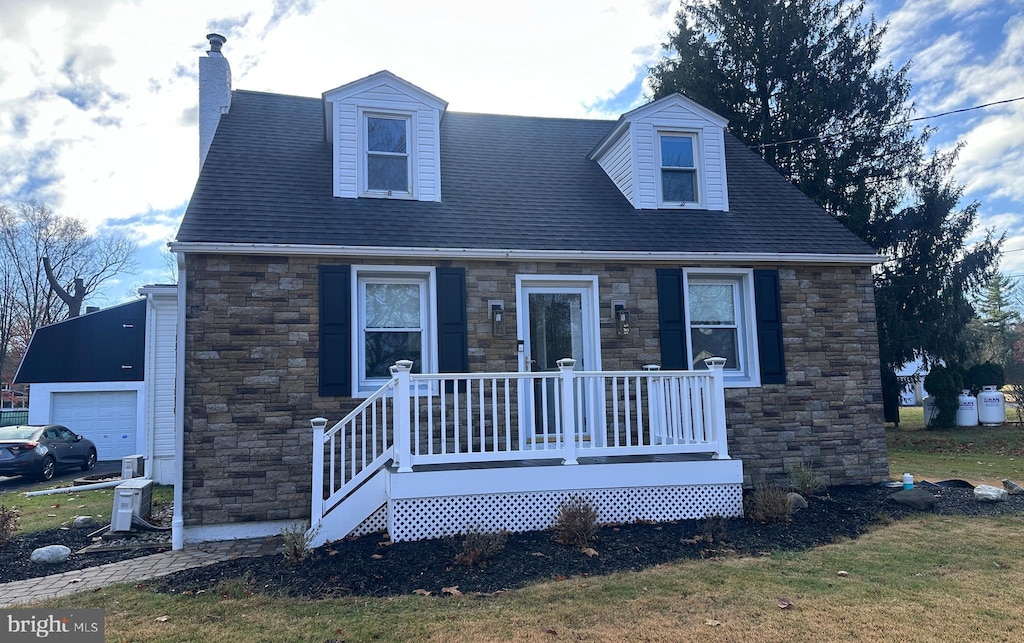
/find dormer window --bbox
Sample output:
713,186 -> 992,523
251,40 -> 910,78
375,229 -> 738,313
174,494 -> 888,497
659,133 -> 699,206
365,114 -> 411,196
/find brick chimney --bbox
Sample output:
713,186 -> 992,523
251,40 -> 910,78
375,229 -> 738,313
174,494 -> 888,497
199,33 -> 231,169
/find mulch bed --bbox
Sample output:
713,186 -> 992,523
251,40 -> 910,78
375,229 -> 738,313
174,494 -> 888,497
143,485 -> 1023,599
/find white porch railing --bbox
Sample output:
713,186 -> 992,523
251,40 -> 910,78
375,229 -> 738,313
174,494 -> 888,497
311,358 -> 730,528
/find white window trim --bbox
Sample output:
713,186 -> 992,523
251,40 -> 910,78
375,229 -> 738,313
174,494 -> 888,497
358,108 -> 416,199
351,265 -> 437,396
682,268 -> 761,388
656,130 -> 705,209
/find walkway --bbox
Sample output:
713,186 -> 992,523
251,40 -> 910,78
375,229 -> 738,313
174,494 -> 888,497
0,538 -> 282,607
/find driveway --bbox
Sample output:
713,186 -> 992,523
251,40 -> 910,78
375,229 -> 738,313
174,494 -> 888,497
0,460 -> 122,493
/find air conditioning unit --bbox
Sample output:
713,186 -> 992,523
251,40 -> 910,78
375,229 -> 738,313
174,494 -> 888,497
121,454 -> 145,479
111,478 -> 153,532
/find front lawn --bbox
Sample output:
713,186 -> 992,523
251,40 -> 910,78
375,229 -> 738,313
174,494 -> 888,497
0,481 -> 172,534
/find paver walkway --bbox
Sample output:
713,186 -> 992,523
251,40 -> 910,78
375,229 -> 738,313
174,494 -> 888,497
0,538 -> 282,607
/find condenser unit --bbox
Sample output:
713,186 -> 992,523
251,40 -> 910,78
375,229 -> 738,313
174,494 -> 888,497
121,454 -> 145,479
111,477 -> 153,532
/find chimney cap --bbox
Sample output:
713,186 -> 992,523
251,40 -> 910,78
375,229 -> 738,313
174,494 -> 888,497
206,33 -> 227,53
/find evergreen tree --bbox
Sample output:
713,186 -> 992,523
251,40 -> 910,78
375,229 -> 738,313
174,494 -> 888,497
648,0 -> 1001,370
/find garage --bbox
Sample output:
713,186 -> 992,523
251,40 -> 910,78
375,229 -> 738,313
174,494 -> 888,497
51,391 -> 139,461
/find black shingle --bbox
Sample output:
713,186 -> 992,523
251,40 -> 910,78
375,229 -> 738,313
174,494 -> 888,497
176,90 -> 875,256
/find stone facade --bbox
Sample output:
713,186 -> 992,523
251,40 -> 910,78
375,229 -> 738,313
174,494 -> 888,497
182,253 -> 887,528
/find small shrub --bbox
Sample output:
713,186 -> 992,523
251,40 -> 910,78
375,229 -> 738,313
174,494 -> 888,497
789,463 -> 826,496
747,483 -> 792,523
281,522 -> 319,564
454,529 -> 508,567
0,505 -> 19,547
700,515 -> 727,544
554,495 -> 599,548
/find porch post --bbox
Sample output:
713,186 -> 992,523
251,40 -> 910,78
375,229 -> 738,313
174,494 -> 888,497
392,360 -> 415,473
557,358 -> 578,465
704,357 -> 731,459
643,364 -> 663,444
310,417 -> 328,525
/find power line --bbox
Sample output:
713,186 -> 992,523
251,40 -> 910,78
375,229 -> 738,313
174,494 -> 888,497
750,95 -> 1024,150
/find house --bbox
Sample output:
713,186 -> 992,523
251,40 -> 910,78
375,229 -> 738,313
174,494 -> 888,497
169,34 -> 888,548
14,285 -> 178,484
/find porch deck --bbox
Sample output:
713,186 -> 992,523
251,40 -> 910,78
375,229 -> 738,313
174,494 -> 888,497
309,359 -> 744,545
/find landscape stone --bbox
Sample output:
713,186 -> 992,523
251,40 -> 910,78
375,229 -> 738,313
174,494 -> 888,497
786,492 -> 808,512
72,516 -> 96,528
30,545 -> 72,564
889,487 -> 937,511
974,484 -> 1008,502
1002,479 -> 1024,495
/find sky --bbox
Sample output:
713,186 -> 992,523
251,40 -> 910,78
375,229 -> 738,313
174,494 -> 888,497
0,0 -> 1022,307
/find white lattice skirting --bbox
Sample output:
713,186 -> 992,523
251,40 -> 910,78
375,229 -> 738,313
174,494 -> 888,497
380,484 -> 743,542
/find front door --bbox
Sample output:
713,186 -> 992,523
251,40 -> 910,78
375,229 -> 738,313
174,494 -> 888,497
517,278 -> 601,442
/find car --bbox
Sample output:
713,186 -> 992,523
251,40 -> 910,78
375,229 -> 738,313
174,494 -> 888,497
0,424 -> 98,481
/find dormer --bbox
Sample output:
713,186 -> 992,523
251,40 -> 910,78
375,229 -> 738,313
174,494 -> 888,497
323,71 -> 448,202
590,93 -> 730,211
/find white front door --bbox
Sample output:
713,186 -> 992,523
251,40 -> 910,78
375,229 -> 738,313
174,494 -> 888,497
516,277 -> 601,441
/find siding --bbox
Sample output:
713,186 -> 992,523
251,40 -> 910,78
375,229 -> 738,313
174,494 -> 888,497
331,82 -> 443,201
595,129 -> 634,205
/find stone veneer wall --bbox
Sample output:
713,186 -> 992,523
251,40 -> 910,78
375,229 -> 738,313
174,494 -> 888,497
182,254 -> 887,527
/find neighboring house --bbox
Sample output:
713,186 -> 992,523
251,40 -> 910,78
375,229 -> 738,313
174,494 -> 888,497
169,35 -> 888,548
14,286 -> 178,484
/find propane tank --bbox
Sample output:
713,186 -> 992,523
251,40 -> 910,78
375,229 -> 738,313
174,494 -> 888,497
956,390 -> 978,427
977,386 -> 1006,426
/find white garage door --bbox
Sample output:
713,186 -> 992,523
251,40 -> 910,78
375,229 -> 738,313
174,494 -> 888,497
51,391 -> 139,461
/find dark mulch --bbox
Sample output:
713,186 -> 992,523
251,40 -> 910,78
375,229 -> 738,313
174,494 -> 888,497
139,484 -> 1022,599
0,526 -> 171,584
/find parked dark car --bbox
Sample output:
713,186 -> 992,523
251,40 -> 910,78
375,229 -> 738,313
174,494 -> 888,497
0,425 -> 97,481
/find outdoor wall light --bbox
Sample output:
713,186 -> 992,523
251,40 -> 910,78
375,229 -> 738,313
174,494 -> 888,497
490,301 -> 505,336
614,303 -> 630,336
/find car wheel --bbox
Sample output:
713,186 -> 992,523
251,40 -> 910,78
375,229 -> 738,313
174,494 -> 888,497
39,456 -> 56,482
81,449 -> 97,472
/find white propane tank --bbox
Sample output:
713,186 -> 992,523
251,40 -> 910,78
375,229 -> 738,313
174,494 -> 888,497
923,396 -> 936,426
956,390 -> 978,427
977,386 -> 1006,426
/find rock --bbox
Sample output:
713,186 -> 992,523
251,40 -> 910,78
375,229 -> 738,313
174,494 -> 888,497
786,492 -> 808,511
1002,479 -> 1024,495
72,516 -> 96,528
889,487 -> 937,511
30,545 -> 72,564
974,485 -> 1008,502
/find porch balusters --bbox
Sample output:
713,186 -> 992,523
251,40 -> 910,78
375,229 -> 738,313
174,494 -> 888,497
703,357 -> 731,459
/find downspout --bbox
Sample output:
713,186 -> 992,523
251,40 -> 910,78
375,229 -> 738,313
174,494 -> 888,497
172,250 -> 186,550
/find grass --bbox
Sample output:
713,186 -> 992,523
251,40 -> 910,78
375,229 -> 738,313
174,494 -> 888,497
38,514 -> 1024,642
0,482 -> 173,534
887,406 -> 1024,486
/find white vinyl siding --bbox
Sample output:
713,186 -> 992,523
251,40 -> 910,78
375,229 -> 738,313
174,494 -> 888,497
593,95 -> 729,212
595,129 -> 635,205
146,288 -> 177,484
329,78 -> 443,201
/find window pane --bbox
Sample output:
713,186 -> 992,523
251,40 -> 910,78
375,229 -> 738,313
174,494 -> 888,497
365,283 -> 421,328
688,284 -> 736,325
367,117 -> 407,153
661,136 -> 694,167
691,328 -> 739,370
365,332 -> 422,378
367,155 -> 408,192
662,169 -> 696,202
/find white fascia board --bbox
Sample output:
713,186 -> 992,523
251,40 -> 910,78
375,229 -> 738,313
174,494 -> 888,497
169,241 -> 886,265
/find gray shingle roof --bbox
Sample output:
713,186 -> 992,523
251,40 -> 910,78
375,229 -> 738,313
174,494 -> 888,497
176,90 -> 875,256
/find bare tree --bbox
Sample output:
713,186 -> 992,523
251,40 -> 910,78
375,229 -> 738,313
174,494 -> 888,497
0,202 -> 138,379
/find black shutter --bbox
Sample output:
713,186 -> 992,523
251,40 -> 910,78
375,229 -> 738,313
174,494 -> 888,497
319,265 -> 351,396
754,269 -> 786,385
656,269 -> 688,370
436,267 -> 468,373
